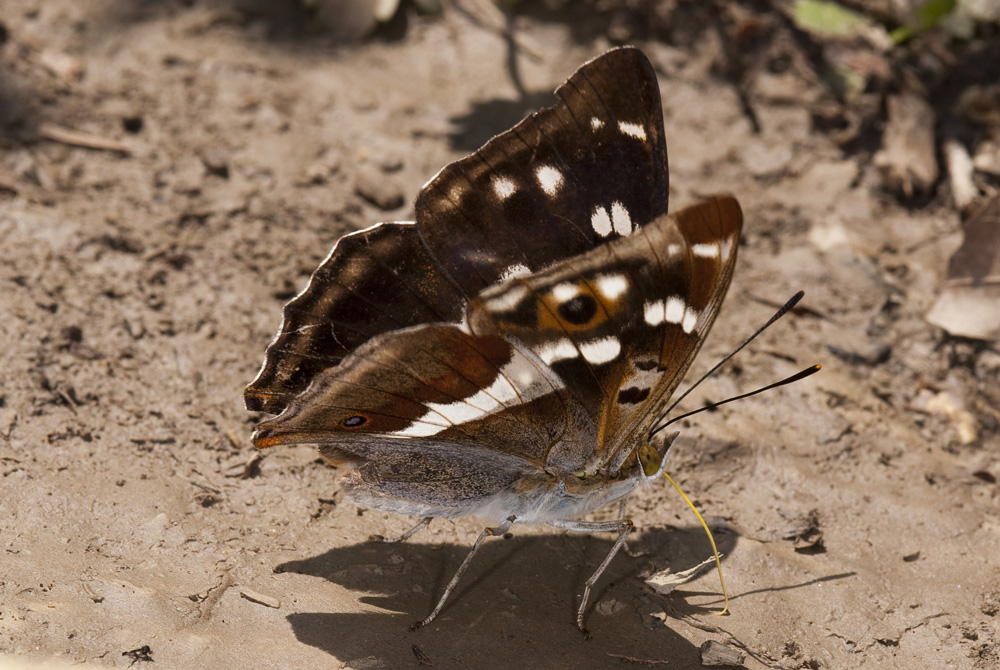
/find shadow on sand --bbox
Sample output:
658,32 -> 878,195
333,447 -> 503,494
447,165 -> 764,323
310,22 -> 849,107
276,526 -> 738,667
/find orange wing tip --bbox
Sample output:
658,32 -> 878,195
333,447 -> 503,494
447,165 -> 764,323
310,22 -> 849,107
252,429 -> 310,450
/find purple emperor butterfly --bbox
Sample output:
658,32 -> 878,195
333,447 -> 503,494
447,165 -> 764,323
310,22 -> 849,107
245,47 -> 742,634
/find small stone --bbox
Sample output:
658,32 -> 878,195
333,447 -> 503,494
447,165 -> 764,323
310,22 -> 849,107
741,138 -> 792,177
239,588 -> 280,609
826,329 -> 890,366
202,151 -> 230,179
924,391 -> 979,445
39,49 -> 86,83
355,165 -> 405,210
873,92 -> 938,197
595,598 -> 626,616
61,325 -> 83,343
700,640 -> 746,667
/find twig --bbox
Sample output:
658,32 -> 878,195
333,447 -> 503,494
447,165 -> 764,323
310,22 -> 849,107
606,652 -> 671,664
671,608 -> 783,669
38,123 -> 131,154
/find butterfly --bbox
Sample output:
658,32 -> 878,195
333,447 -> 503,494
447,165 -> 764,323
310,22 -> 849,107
245,46 -> 742,634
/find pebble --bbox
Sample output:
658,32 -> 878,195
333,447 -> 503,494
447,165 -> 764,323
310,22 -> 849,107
700,640 -> 746,667
355,165 -> 405,210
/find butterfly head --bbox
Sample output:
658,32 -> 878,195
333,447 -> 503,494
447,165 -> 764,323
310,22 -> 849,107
635,430 -> 679,479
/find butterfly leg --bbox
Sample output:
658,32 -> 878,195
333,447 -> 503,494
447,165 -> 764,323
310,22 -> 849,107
369,516 -> 432,543
617,498 -> 646,558
549,517 -> 633,635
411,515 -> 517,631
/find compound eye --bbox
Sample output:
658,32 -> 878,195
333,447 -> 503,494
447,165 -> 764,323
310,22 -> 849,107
637,443 -> 662,477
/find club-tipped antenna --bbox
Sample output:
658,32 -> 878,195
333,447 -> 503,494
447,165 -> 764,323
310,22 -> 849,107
655,364 -> 821,435
648,290 -> 807,440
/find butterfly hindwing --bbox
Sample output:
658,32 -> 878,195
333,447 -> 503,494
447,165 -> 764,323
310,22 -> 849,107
252,321 -> 595,471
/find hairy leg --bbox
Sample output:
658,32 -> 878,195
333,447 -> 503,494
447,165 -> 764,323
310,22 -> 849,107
412,515 -> 518,630
549,516 -> 633,635
369,516 -> 432,543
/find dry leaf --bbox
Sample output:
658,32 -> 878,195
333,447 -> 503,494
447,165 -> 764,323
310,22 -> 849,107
645,556 -> 719,595
927,195 -> 1000,341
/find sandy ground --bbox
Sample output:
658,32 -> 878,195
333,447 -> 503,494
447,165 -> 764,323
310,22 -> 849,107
2,2 -> 999,668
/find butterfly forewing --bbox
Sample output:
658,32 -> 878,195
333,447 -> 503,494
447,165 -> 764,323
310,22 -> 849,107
469,196 -> 742,473
609,196 -> 742,466
416,47 -> 668,298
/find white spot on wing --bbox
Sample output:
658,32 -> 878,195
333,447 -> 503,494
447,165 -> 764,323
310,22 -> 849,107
405,345 -> 559,433
692,243 -> 720,258
665,297 -> 685,324
591,206 -> 613,237
552,282 -> 579,303
644,300 -> 665,326
580,336 -> 621,365
618,121 -> 647,141
501,264 -> 530,281
667,243 -> 682,256
427,398 -> 489,424
502,346 -> 566,394
480,373 -> 520,405
591,117 -> 604,131
682,307 -> 699,333
502,350 -> 559,392
538,338 -> 578,364
536,165 -> 563,196
433,373 -> 518,421
493,176 -> 517,201
596,274 -> 628,301
397,421 -> 446,437
483,282 -> 529,312
611,201 -> 632,236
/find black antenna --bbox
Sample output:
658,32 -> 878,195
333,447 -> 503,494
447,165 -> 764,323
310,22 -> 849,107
648,290 -> 811,440
654,364 -> 821,433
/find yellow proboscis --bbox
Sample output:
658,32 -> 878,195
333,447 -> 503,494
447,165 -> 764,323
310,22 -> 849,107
662,470 -> 729,616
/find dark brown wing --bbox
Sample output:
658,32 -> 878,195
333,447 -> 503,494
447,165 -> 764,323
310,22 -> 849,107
245,47 -> 668,415
245,223 -> 465,413
416,46 -> 668,295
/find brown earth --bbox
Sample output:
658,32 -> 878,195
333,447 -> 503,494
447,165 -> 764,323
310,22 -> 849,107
1,2 -> 999,669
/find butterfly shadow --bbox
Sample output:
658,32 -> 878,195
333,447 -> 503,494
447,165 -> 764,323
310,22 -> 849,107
446,93 -> 557,154
276,526 -> 739,667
